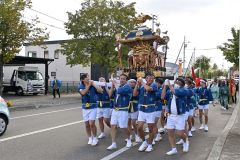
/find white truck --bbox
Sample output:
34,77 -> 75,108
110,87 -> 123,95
3,66 -> 45,95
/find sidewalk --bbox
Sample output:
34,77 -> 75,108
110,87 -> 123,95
3,93 -> 81,111
219,102 -> 240,160
207,101 -> 240,160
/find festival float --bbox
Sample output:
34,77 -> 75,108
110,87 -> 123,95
114,14 -> 170,79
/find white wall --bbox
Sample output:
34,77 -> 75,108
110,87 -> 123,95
25,42 -> 91,82
3,66 -> 19,82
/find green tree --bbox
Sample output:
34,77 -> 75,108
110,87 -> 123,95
194,55 -> 211,79
63,0 -> 136,75
0,0 -> 49,95
211,63 -> 218,78
212,63 -> 218,70
218,27 -> 239,67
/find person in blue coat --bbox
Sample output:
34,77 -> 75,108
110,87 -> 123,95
154,78 -> 164,142
161,77 -> 189,155
127,79 -> 141,143
51,76 -> 62,98
185,77 -> 196,137
78,74 -> 103,146
107,74 -> 133,150
134,74 -> 158,152
196,79 -> 213,132
96,77 -> 111,139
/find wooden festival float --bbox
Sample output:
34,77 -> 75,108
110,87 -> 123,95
115,14 -> 170,79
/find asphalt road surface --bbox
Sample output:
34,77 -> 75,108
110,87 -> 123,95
0,103 -> 233,160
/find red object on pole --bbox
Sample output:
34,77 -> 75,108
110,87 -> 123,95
195,78 -> 201,87
191,67 -> 196,80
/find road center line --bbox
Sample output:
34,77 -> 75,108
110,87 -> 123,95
10,107 -> 82,120
0,120 -> 84,143
100,135 -> 150,160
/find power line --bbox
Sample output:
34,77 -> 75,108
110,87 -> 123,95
23,16 -> 66,31
27,8 -> 66,23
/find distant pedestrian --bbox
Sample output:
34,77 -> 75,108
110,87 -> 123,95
51,77 -> 62,98
209,78 -> 219,106
219,80 -> 230,110
235,81 -> 239,103
231,80 -> 237,104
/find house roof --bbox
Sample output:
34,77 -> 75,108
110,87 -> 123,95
5,56 -> 54,65
23,40 -> 69,47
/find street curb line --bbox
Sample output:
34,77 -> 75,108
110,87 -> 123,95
9,101 -> 81,112
207,101 -> 240,160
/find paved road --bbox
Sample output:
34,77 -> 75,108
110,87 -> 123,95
0,103 -> 234,160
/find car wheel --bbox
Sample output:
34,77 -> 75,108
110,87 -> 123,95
16,87 -> 24,96
0,115 -> 8,136
33,93 -> 38,95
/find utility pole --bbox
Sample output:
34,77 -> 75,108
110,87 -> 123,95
183,36 -> 186,71
193,48 -> 196,64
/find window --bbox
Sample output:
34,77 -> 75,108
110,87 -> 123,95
44,50 -> 49,58
54,50 -> 60,59
28,51 -> 37,58
18,71 -> 26,80
51,72 -> 56,77
26,71 -> 38,80
37,72 -> 44,80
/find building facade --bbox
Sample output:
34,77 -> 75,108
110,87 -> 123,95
24,40 -> 91,83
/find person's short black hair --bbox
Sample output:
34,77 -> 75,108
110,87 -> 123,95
80,74 -> 88,81
186,76 -> 193,82
177,77 -> 185,86
155,78 -> 164,85
185,76 -> 193,85
146,73 -> 155,78
120,73 -> 129,80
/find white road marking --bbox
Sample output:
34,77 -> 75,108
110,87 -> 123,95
100,142 -> 138,160
0,120 -> 84,143
100,135 -> 150,160
10,107 -> 82,120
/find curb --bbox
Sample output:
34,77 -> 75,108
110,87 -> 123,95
9,101 -> 81,112
207,101 -> 240,160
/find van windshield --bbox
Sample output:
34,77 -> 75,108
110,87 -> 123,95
26,71 -> 38,80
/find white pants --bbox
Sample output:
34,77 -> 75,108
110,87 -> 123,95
162,105 -> 167,110
97,108 -> 111,119
111,110 -> 129,128
138,111 -> 156,124
155,111 -> 162,118
198,104 -> 209,110
82,108 -> 97,122
128,111 -> 139,120
189,109 -> 194,117
166,114 -> 186,130
184,112 -> 189,121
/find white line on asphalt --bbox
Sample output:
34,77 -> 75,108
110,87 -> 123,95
0,120 -> 84,143
100,135 -> 150,160
10,107 -> 82,120
100,142 -> 138,160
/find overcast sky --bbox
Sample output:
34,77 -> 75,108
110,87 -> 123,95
22,0 -> 240,69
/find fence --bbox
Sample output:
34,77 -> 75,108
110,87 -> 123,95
48,81 -> 80,94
